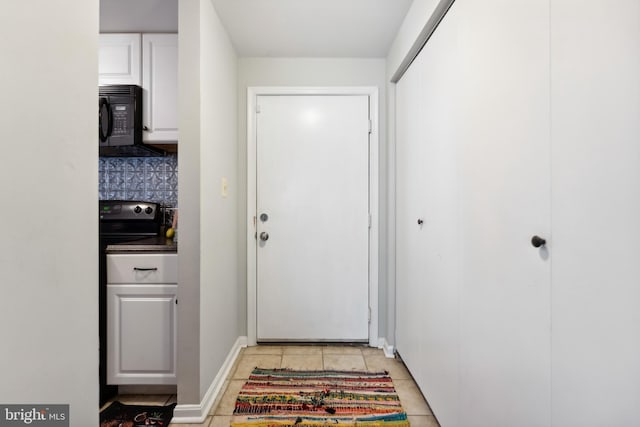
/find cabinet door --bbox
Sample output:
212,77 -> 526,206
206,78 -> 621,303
99,34 -> 141,86
142,34 -> 178,143
107,284 -> 177,385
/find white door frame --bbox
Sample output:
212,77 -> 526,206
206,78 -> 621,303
247,86 -> 379,347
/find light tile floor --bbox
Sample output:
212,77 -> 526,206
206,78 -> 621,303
111,344 -> 440,427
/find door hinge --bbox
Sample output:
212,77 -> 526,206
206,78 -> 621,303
368,307 -> 371,323
368,119 -> 372,134
256,104 -> 261,114
368,214 -> 372,229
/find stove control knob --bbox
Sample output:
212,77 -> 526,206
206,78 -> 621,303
134,206 -> 142,214
145,206 -> 153,215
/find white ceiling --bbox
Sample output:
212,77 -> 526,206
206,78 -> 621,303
100,0 -> 178,32
211,0 -> 413,57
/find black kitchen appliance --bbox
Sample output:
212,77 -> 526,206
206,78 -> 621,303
98,200 -> 162,405
99,85 -> 163,157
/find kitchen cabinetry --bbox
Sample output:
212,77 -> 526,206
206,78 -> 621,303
98,33 -> 178,143
106,253 -> 177,385
141,34 -> 178,143
98,34 -> 141,86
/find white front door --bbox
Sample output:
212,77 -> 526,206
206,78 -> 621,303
255,94 -> 370,341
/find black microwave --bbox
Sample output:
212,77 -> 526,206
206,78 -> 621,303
98,85 -> 163,157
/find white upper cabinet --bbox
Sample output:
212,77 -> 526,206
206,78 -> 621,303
99,34 -> 142,86
99,33 -> 178,143
142,34 -> 178,143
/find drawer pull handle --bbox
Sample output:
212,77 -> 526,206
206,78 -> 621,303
133,267 -> 158,271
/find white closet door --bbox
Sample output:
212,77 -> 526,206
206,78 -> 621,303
551,1 -> 640,425
456,1 -> 551,426
396,1 -> 551,425
396,39 -> 426,381
395,4 -> 460,426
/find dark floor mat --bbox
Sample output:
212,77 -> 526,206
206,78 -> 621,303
100,401 -> 177,427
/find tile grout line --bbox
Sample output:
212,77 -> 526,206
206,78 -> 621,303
362,349 -> 370,371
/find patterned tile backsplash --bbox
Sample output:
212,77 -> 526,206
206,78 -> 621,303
99,155 -> 178,207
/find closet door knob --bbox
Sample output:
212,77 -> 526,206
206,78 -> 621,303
531,235 -> 546,248
417,219 -> 424,225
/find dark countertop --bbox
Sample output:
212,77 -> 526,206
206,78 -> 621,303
106,236 -> 177,253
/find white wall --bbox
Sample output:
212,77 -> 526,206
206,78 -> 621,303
0,1 -> 99,426
177,0 -> 202,405
178,0 -> 239,405
236,57 -> 388,339
198,0 -> 239,399
100,0 -> 178,32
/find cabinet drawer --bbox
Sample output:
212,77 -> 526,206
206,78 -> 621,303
107,254 -> 177,284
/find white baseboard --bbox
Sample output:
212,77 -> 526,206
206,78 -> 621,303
377,337 -> 395,358
171,336 -> 247,423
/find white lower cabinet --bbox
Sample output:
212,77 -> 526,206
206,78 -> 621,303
107,254 -> 177,385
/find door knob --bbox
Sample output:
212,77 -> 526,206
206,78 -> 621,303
531,235 -> 546,248
260,232 -> 269,242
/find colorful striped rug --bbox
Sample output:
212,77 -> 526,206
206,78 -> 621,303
231,368 -> 410,427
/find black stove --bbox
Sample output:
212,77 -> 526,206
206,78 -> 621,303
98,200 -> 162,405
100,200 -> 161,238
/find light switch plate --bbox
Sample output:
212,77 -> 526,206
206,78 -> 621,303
221,177 -> 228,198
